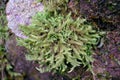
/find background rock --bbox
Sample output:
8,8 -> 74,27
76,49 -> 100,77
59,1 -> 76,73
6,0 -> 44,39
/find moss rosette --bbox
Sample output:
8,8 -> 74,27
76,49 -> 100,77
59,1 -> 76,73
17,11 -> 101,73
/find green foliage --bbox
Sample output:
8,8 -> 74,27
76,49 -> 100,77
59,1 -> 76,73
38,0 -> 69,13
17,10 -> 103,73
0,8 -> 8,40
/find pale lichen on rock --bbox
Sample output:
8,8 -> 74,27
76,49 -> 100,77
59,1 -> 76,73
6,0 -> 44,38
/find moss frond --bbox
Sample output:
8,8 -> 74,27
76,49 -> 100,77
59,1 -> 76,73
17,11 -> 102,73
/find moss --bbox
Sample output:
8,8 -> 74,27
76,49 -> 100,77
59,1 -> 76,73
38,0 -> 69,13
0,7 -> 8,40
17,8 -> 104,74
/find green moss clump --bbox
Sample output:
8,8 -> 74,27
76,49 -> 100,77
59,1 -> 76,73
0,4 -> 8,52
38,0 -> 69,12
0,8 -> 8,40
17,9 -> 102,73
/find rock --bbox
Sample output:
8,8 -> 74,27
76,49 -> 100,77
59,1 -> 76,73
0,39 -> 5,45
6,0 -> 44,39
93,30 -> 120,79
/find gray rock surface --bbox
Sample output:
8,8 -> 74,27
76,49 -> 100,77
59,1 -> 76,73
6,0 -> 44,38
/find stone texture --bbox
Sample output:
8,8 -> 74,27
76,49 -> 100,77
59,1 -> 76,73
6,0 -> 44,39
